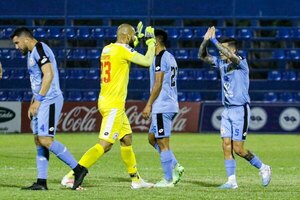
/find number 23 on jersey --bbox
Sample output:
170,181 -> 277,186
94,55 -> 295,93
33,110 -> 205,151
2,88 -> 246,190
101,61 -> 111,83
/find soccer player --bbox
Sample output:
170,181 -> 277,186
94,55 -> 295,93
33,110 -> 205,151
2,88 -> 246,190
61,23 -> 156,189
142,29 -> 184,187
198,26 -> 271,189
10,27 -> 87,190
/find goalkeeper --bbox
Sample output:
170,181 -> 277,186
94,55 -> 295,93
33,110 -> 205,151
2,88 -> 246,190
61,22 -> 156,189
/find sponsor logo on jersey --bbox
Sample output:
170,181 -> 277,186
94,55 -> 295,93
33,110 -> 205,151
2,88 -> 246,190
49,127 -> 54,132
155,66 -> 161,71
158,128 -> 164,133
104,132 -> 109,136
41,56 -> 48,64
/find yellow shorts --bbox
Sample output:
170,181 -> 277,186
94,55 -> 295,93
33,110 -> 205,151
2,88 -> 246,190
98,107 -> 132,144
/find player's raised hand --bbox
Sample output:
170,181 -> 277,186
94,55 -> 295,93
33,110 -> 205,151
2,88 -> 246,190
134,21 -> 144,47
144,26 -> 156,46
203,27 -> 212,40
210,26 -> 216,39
136,21 -> 144,39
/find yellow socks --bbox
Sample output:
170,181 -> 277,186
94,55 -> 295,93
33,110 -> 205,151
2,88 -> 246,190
78,143 -> 104,168
120,145 -> 140,182
66,170 -> 74,179
65,144 -> 104,179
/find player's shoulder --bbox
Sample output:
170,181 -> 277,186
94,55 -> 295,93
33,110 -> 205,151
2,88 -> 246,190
37,42 -> 50,51
164,50 -> 174,57
114,43 -> 135,53
237,54 -> 248,65
33,42 -> 52,57
158,50 -> 173,61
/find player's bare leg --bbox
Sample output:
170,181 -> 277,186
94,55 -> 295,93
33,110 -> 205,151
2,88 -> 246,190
233,141 -> 271,187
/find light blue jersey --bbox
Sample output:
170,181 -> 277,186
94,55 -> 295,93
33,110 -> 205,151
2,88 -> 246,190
212,56 -> 250,106
150,50 -> 179,114
212,55 -> 251,141
27,42 -> 62,101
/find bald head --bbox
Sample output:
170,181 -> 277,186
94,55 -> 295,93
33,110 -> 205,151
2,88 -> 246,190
117,24 -> 135,37
116,24 -> 136,47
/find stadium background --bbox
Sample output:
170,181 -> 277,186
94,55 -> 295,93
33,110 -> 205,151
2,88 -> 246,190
0,0 -> 299,133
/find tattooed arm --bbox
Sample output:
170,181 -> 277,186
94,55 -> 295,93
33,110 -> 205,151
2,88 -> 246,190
198,28 -> 215,65
214,41 -> 240,65
210,26 -> 240,65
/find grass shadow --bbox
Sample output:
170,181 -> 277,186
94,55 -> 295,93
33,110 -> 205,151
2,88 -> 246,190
185,180 -> 220,187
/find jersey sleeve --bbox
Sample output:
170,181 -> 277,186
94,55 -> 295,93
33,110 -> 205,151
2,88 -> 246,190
238,56 -> 249,70
122,44 -> 136,61
211,56 -> 220,68
33,42 -> 51,68
155,53 -> 168,73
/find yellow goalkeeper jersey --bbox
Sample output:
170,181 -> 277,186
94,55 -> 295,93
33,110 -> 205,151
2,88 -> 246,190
98,43 -> 136,109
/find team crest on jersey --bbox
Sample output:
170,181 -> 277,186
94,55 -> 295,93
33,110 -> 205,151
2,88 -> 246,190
220,126 -> 226,135
29,58 -> 35,67
113,133 -> 119,140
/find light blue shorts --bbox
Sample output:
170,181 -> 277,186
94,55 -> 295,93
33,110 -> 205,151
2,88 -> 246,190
220,104 -> 250,141
149,113 -> 176,138
31,95 -> 63,137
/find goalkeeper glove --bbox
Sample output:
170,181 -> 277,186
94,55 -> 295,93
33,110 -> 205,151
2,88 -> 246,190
134,21 -> 144,47
144,26 -> 156,47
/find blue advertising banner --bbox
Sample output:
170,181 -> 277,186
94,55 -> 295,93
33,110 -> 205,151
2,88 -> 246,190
200,102 -> 300,133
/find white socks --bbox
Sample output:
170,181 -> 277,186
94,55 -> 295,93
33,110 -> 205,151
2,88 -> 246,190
228,175 -> 237,184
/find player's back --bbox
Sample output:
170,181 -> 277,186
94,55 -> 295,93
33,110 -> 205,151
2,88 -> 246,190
150,50 -> 179,114
99,43 -> 135,109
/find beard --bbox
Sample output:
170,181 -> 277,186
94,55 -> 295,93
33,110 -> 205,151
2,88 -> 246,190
20,47 -> 29,55
129,39 -> 135,48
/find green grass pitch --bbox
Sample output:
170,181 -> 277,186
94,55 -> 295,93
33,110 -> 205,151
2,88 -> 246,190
0,133 -> 299,200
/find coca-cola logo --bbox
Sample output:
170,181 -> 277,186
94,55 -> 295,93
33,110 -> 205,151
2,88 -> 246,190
126,105 -> 150,131
58,106 -> 98,132
172,107 -> 191,131
126,105 -> 191,132
0,107 -> 16,122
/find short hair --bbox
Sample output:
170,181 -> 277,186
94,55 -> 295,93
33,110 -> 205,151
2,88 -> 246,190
10,27 -> 33,39
219,37 -> 238,48
155,29 -> 168,46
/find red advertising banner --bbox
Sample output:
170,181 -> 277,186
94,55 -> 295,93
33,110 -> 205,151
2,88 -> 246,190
126,101 -> 201,132
21,101 -> 201,133
21,102 -> 101,133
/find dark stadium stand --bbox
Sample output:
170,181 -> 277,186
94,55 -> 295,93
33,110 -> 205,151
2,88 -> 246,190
0,0 -> 299,102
